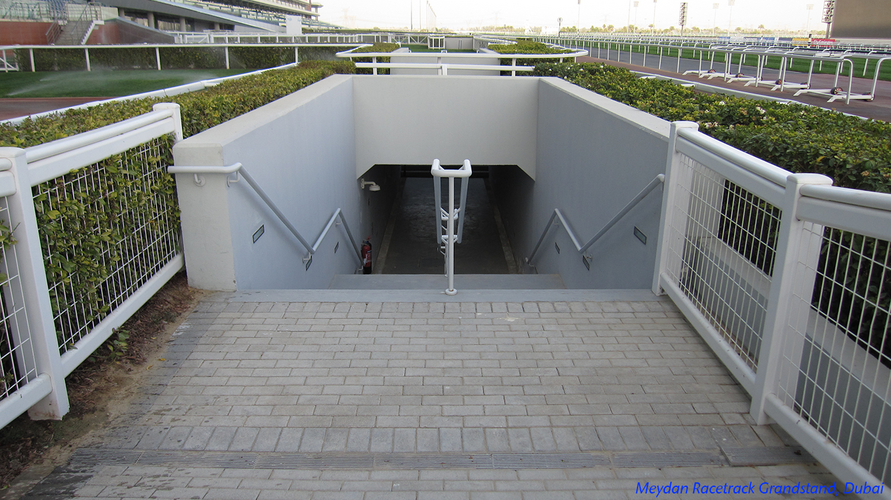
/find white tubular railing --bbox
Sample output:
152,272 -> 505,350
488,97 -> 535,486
167,163 -> 363,268
655,121 -> 891,498
526,174 -> 665,270
0,103 -> 184,427
0,61 -> 300,126
338,48 -> 588,76
431,159 -> 472,296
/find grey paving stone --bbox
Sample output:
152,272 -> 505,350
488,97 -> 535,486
275,428 -> 304,452
54,298 -> 846,500
229,427 -> 260,451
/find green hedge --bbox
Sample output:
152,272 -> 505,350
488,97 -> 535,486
488,40 -> 572,55
13,46 -> 339,71
229,46 -> 296,69
490,41 -> 575,74
534,62 -> 891,193
0,61 -> 355,348
1,60 -> 355,147
535,61 -> 890,370
351,43 -> 399,75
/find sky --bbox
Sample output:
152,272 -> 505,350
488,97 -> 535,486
318,0 -> 829,34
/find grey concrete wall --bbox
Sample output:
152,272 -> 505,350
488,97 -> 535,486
445,37 -> 474,50
174,74 -> 671,291
173,75 -> 398,290
491,78 -> 671,289
390,54 -> 502,76
353,76 -> 538,178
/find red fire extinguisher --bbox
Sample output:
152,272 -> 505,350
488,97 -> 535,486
361,239 -> 372,274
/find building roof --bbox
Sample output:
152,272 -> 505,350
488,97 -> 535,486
101,0 -> 283,31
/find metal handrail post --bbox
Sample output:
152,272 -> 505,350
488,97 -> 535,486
431,159 -> 472,295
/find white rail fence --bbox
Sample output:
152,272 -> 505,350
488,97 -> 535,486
655,121 -> 891,496
0,103 -> 183,429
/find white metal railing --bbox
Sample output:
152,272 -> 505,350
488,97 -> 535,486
526,174 -> 665,271
654,121 -> 891,497
0,48 -> 17,72
0,103 -> 184,429
1,43 -> 362,75
431,159 -> 472,296
338,47 -> 588,76
0,62 -> 297,125
548,34 -> 891,103
167,163 -> 362,270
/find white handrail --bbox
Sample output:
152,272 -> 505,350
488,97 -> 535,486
677,126 -> 789,187
431,159 -> 472,296
167,163 -> 362,266
25,108 -> 175,164
527,174 -> 665,267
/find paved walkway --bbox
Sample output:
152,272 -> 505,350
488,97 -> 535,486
18,290 -> 841,499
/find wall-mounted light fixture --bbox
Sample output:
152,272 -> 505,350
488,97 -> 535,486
360,178 -> 381,191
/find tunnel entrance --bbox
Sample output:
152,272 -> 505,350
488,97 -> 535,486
376,166 -> 517,275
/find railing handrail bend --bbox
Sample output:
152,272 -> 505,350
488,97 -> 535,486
167,163 -> 362,266
677,126 -> 789,187
526,174 -> 665,266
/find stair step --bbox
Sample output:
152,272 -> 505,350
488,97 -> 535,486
329,274 -> 566,290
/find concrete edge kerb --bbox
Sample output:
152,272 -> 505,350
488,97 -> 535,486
214,288 -> 663,303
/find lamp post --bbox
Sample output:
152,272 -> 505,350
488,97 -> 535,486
727,0 -> 734,35
627,0 -> 632,32
712,3 -> 719,37
806,4 -> 813,34
652,0 -> 657,34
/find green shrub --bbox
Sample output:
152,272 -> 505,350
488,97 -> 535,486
535,62 -> 891,193
488,40 -> 571,55
89,47 -> 156,70
352,43 -> 399,54
0,60 -> 355,352
17,48 -> 88,71
351,43 -> 399,74
158,47 -> 226,70
490,41 -> 575,74
0,60 -> 355,147
297,46 -> 352,62
229,46 -> 296,69
536,61 -> 891,370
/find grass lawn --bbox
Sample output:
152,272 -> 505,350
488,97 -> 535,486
0,69 -> 251,98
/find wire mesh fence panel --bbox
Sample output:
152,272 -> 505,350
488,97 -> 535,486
0,195 -> 39,402
664,153 -> 780,370
32,136 -> 180,355
776,225 -> 891,485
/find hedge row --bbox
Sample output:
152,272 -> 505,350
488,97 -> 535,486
351,43 -> 399,75
534,62 -> 891,194
490,41 -> 576,74
1,60 -> 355,354
1,60 -> 355,147
534,62 -> 890,370
12,46 -> 339,71
488,40 -> 573,55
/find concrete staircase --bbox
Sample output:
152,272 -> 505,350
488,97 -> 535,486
329,274 -> 566,290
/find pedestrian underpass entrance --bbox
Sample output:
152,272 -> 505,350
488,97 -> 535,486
170,74 -> 669,291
